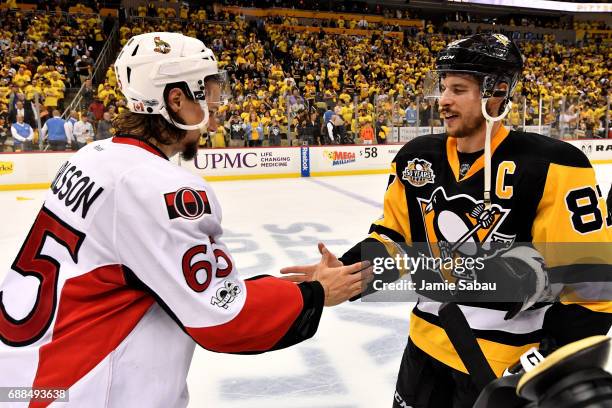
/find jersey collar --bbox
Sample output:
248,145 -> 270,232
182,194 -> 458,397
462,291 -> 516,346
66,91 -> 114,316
112,136 -> 169,160
446,125 -> 510,182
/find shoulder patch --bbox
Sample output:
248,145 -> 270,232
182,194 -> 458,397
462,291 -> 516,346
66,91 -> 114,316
402,158 -> 436,187
164,187 -> 211,220
394,133 -> 446,177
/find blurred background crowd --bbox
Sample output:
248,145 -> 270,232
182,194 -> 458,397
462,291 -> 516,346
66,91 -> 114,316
0,0 -> 610,151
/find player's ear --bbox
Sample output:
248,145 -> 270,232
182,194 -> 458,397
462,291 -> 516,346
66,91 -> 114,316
487,82 -> 509,116
497,82 -> 509,95
166,87 -> 186,114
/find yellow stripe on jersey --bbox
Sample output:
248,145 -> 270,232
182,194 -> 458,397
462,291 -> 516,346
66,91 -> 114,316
371,162 -> 412,243
532,162 -> 612,313
561,300 -> 612,313
409,312 -> 539,377
446,125 -> 510,182
532,163 -> 611,247
369,231 -> 411,277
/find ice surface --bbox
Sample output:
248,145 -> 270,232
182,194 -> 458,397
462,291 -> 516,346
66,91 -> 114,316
0,164 -> 610,407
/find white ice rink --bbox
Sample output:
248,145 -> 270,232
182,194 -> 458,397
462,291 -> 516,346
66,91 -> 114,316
0,165 -> 611,408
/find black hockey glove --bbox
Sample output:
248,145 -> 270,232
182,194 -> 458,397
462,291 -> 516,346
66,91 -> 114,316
480,246 -> 552,320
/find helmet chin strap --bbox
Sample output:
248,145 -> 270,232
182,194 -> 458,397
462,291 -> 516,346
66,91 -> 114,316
481,98 -> 511,210
159,100 -> 210,136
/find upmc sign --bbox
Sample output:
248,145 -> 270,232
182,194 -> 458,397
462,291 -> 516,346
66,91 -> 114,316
194,152 -> 258,169
185,147 -> 302,179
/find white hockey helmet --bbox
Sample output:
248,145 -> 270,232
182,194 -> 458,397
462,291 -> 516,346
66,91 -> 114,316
114,32 -> 229,132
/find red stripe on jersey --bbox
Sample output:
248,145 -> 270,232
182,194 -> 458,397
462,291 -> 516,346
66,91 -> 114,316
30,265 -> 154,408
112,136 -> 168,159
186,277 -> 303,353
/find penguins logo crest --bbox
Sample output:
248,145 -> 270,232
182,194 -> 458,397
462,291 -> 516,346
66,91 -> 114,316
492,33 -> 510,46
153,36 -> 171,54
402,158 -> 435,187
417,187 -> 515,283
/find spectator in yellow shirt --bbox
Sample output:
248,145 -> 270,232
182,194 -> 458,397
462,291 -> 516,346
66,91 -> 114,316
50,72 -> 66,100
211,126 -> 227,148
246,111 -> 263,147
179,4 -> 189,19
98,83 -> 117,106
106,66 -> 118,87
12,66 -> 31,88
43,82 -> 60,109
507,104 -> 522,129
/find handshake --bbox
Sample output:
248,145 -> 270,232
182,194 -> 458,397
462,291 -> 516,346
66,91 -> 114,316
280,241 -> 555,320
280,242 -> 373,306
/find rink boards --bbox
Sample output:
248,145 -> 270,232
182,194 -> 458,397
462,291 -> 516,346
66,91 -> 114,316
0,139 -> 611,190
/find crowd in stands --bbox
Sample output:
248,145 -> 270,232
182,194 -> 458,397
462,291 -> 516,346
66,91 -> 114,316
221,0 -> 391,15
0,1 -> 114,151
0,1 -> 610,151
195,8 -> 611,144
21,0 -> 119,13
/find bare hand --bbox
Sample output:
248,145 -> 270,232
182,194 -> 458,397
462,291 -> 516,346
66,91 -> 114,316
280,242 -> 342,283
317,260 -> 373,306
280,243 -> 372,306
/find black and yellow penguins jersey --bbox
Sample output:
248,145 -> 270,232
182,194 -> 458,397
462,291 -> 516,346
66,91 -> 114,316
340,125 -> 612,377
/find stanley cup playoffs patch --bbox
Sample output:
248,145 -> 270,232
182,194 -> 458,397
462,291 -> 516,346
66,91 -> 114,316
164,187 -> 211,220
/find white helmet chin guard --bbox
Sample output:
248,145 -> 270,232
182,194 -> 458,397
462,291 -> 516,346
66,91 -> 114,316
114,32 -> 229,132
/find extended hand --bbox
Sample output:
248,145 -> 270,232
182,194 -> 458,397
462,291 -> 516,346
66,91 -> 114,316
280,243 -> 372,306
317,259 -> 373,306
280,242 -> 343,283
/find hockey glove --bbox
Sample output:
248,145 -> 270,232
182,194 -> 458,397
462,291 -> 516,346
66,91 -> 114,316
484,246 -> 552,320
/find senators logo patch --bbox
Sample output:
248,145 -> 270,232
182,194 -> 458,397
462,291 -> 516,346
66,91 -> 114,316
164,188 -> 211,220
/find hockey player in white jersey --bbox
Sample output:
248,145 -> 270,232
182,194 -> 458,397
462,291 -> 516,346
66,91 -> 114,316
0,32 -> 372,407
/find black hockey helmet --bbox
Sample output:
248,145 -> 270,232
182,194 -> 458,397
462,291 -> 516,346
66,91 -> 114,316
425,33 -> 524,100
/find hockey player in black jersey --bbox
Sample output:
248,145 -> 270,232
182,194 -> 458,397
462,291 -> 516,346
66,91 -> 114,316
608,184 -> 612,220
282,33 -> 612,407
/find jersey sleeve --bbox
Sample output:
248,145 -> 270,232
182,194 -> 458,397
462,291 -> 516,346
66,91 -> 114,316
532,153 -> 612,346
340,161 -> 413,290
370,162 -> 413,245
113,165 -> 324,353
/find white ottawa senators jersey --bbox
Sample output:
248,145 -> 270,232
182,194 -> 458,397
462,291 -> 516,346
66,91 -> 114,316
340,126 -> 612,376
0,137 -> 324,407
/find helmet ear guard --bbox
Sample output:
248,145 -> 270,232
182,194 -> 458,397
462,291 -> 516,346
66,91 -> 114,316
159,101 -> 210,134
482,75 -> 510,99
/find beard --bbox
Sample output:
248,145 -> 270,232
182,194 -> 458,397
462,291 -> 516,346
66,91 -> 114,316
446,113 -> 486,138
180,138 -> 199,161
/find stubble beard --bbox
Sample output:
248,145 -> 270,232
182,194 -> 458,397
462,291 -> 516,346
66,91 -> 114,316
446,114 -> 486,139
180,139 -> 199,161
